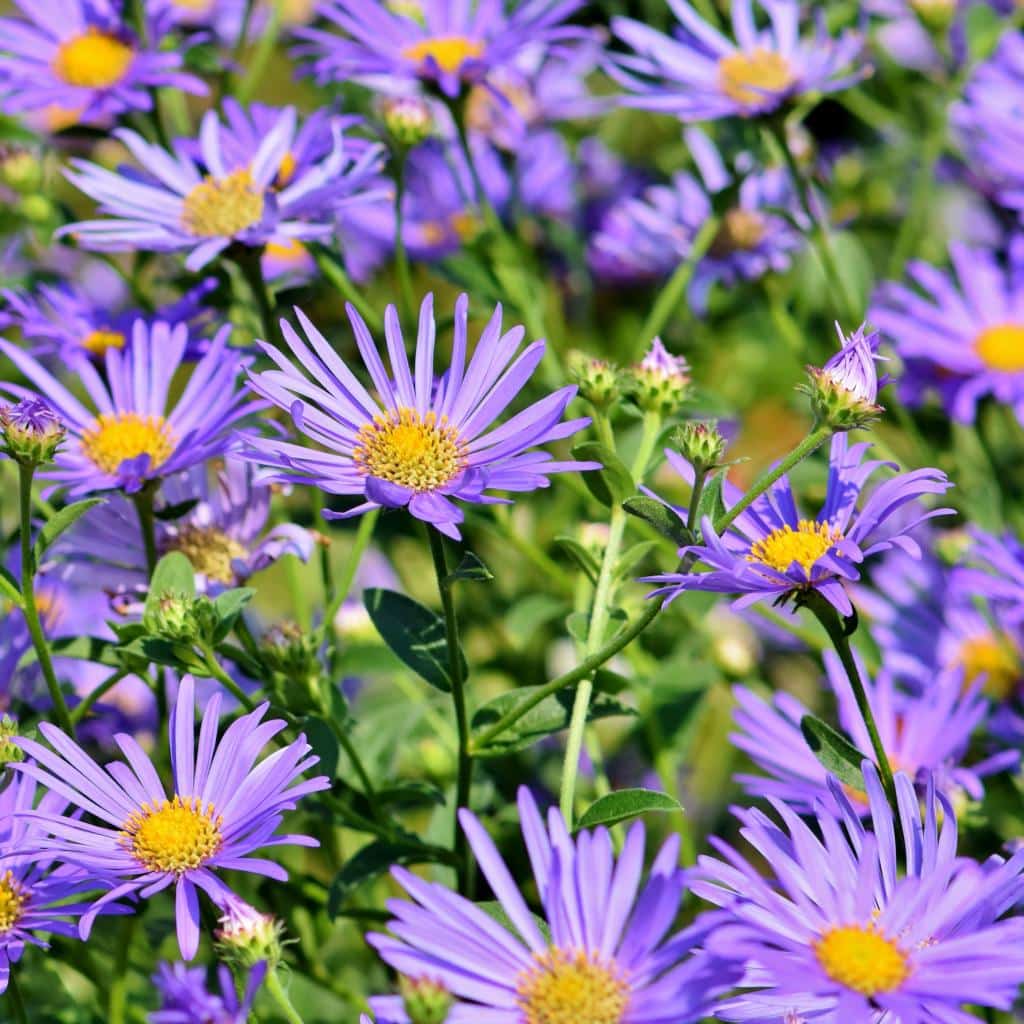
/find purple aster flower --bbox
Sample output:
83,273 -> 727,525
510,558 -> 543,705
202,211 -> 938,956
610,0 -> 867,121
296,0 -> 585,100
870,240 -> 1024,424
646,434 -> 953,616
694,764 -> 1024,1022
12,674 -> 329,960
55,457 -> 315,597
366,785 -> 738,1023
57,105 -> 385,271
0,0 -> 205,128
957,525 -> 1024,625
241,293 -> 597,540
732,649 -> 1016,812
150,0 -> 247,38
151,960 -> 266,1024
0,320 -> 260,496
866,0 -> 978,72
804,323 -> 888,430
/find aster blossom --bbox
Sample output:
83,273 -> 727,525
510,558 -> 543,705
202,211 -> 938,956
610,0 -> 867,121
151,960 -> 266,1024
0,0 -> 205,127
694,764 -> 1024,1022
58,105 -> 384,271
0,320 -> 259,496
12,675 -> 330,960
366,785 -> 738,1023
296,0 -> 586,100
645,434 -> 953,616
242,293 -> 597,540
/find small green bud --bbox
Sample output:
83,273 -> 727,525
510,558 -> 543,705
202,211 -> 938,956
381,96 -> 434,148
0,148 -> 43,194
399,976 -> 454,1024
191,595 -> 221,645
261,622 -> 323,713
673,421 -> 727,473
567,350 -> 622,409
18,194 -> 56,225
624,338 -> 692,415
0,398 -> 65,466
0,716 -> 24,767
910,0 -> 956,31
216,897 -> 284,968
143,591 -> 197,642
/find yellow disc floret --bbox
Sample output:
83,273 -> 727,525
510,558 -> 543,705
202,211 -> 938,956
974,324 -> 1024,373
81,328 -> 126,356
403,36 -> 485,74
710,208 -> 767,256
747,520 -> 841,575
123,796 -> 223,874
53,29 -> 134,89
81,413 -> 176,476
719,48 -> 795,107
0,872 -> 27,934
168,526 -> 247,585
181,169 -> 265,239
815,924 -> 910,996
956,633 -> 1021,701
354,409 -> 466,492
516,949 -> 630,1024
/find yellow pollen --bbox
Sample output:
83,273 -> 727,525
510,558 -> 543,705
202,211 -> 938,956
81,413 -> 176,476
517,949 -> 629,1024
121,796 -> 223,874
403,35 -> 485,75
265,238 -> 309,265
956,634 -> 1021,701
815,924 -> 910,996
168,526 -> 247,585
181,169 -> 265,238
718,47 -> 795,107
0,872 -> 27,934
747,520 -> 841,574
173,0 -> 215,10
277,152 -> 297,188
81,328 -> 126,356
974,324 -> 1024,373
53,29 -> 134,89
353,409 -> 466,492
710,208 -> 767,256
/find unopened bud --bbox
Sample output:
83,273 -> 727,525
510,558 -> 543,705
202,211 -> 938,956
1,148 -> 43,194
624,337 -> 691,415
803,323 -> 885,431
261,622 -> 323,712
0,398 -> 65,466
910,0 -> 956,31
18,194 -> 56,225
143,592 -> 197,642
399,976 -> 454,1024
381,96 -> 434,148
673,421 -> 727,473
0,716 -> 23,766
216,897 -> 284,968
567,350 -> 621,409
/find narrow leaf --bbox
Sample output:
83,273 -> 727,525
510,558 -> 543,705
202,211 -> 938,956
34,498 -> 104,562
622,496 -> 690,546
445,551 -> 494,584
0,567 -> 22,608
575,788 -> 682,832
572,442 -> 634,508
800,714 -> 865,791
553,537 -> 600,584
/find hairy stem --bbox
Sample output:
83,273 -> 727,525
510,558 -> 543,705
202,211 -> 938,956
265,967 -> 305,1024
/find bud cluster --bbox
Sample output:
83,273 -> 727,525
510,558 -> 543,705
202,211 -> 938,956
261,622 -> 325,713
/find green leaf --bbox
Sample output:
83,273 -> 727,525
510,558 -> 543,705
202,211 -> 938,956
33,498 -> 104,563
0,567 -> 22,608
622,496 -> 690,546
615,540 -> 660,577
211,587 -> 255,643
363,588 -> 465,693
505,594 -> 567,646
375,781 -> 447,810
154,498 -> 199,522
553,537 -> 599,584
144,552 -> 196,621
572,442 -> 634,508
445,551 -> 494,584
697,474 -> 728,532
471,686 -> 634,758
575,788 -> 682,832
327,840 -> 445,916
593,668 -> 632,695
800,714 -> 865,791
476,901 -> 552,945
302,716 -> 339,779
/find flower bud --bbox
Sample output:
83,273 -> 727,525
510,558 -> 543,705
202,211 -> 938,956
0,148 -> 43,194
673,421 -> 727,473
0,716 -> 23,767
216,897 -> 284,968
624,337 -> 692,415
803,323 -> 886,431
143,592 -> 197,643
381,96 -> 434,148
567,350 -> 622,410
18,194 -> 56,225
0,398 -> 65,466
910,0 -> 956,31
261,622 -> 323,713
399,976 -> 454,1024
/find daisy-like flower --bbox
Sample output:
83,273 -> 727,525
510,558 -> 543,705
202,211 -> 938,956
366,786 -> 738,1023
870,240 -> 1024,424
241,293 -> 597,540
296,0 -> 585,100
0,773 -> 116,994
694,763 -> 1024,1022
646,433 -> 953,616
0,0 -> 205,128
151,960 -> 266,1024
13,675 -> 330,960
610,0 -> 867,122
732,649 -> 1017,812
957,526 -> 1024,625
0,320 -> 259,496
57,105 -> 385,271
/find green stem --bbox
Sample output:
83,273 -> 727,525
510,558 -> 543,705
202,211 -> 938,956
200,645 -> 257,711
639,216 -> 720,345
233,0 -> 258,61
71,669 -> 130,725
265,967 -> 305,1024
393,151 -> 417,326
108,916 -> 135,1024
131,482 -> 159,578
686,469 -> 708,534
631,410 -> 663,482
326,716 -> 377,802
324,509 -> 379,678
234,248 -> 278,348
6,966 -> 29,1024
427,528 -> 473,894
804,592 -> 896,800
313,248 -> 381,331
237,0 -> 285,104
18,464 -> 74,737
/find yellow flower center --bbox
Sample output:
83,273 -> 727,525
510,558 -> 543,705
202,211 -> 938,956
265,238 -> 309,264
516,949 -> 629,1024
0,872 -> 27,934
81,413 -> 177,476
173,0 -> 215,10
718,47 -> 795,107
974,324 -> 1024,373
122,796 -> 223,874
53,29 -> 134,89
277,152 -> 297,188
710,208 -> 767,256
815,924 -> 910,996
956,634 -> 1021,701
168,526 -> 247,585
81,328 -> 126,356
181,169 -> 265,239
403,35 -> 485,74
353,409 -> 466,492
747,519 -> 841,574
